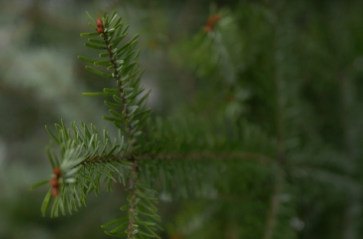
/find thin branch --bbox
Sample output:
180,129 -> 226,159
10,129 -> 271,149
339,71 -> 361,239
138,151 -> 273,163
262,170 -> 283,239
262,13 -> 286,239
100,20 -> 139,238
77,154 -> 129,166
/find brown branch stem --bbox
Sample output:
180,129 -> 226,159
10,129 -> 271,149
101,24 -> 138,239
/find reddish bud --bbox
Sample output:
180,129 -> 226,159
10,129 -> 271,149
214,13 -> 221,21
53,167 -> 61,178
207,17 -> 215,26
96,18 -> 103,28
51,187 -> 59,197
204,25 -> 212,32
50,178 -> 59,188
97,27 -> 104,34
205,13 -> 221,32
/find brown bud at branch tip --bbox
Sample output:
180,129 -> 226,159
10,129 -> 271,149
53,167 -> 61,179
96,18 -> 103,28
50,178 -> 59,188
97,27 -> 104,34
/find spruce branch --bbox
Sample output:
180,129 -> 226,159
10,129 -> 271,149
36,121 -> 131,217
78,11 -> 158,238
33,11 -> 160,239
262,21 -> 287,239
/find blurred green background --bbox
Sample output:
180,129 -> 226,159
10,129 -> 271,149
2,0 -> 363,238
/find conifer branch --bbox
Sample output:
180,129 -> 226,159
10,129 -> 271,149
339,72 -> 360,239
137,151 -> 273,162
93,13 -> 140,238
262,170 -> 283,239
262,22 -> 286,239
79,12 -> 158,238
33,11 -> 160,239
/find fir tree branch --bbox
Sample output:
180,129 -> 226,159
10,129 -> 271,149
262,20 -> 286,239
94,14 -> 140,238
78,12 -> 159,238
33,11 -> 160,238
262,169 -> 283,239
339,71 -> 361,239
137,151 -> 273,162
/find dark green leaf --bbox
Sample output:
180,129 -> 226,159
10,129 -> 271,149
123,50 -> 136,64
114,122 -> 127,134
104,100 -> 121,108
101,217 -> 127,228
31,180 -> 49,190
109,11 -> 118,25
137,230 -> 157,238
136,90 -> 151,107
46,147 -> 55,168
109,221 -> 128,233
117,38 -> 137,55
136,220 -> 156,227
80,32 -> 99,37
104,231 -> 128,237
85,11 -> 95,23
113,17 -> 122,29
112,33 -> 127,47
137,210 -> 161,220
134,109 -> 152,120
94,60 -> 112,66
85,66 -> 113,78
121,69 -> 141,83
78,55 -> 97,63
107,28 -> 115,33
113,94 -> 123,103
99,52 -> 110,58
85,42 -> 107,50
103,116 -> 123,123
122,25 -> 129,35
133,49 -> 141,61
109,109 -> 123,118
127,105 -> 138,116
88,22 -> 97,30
41,190 -> 52,216
144,226 -> 161,238
104,88 -> 119,94
45,125 -> 60,144
88,38 -> 105,45
106,144 -> 119,157
137,200 -> 157,213
122,61 -> 138,75
120,204 -> 129,211
82,92 -> 110,97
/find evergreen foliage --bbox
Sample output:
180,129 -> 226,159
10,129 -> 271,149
21,2 -> 363,239
34,11 -> 160,238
